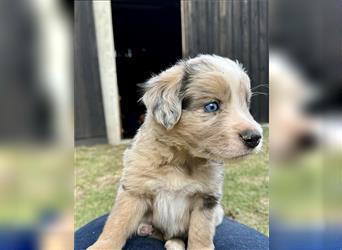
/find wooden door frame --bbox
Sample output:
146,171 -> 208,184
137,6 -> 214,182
92,0 -> 122,144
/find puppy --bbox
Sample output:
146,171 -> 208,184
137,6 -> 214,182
88,55 -> 262,250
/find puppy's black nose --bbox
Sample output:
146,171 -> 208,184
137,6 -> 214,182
239,130 -> 261,148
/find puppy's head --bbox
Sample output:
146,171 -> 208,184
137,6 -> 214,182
142,55 -> 262,160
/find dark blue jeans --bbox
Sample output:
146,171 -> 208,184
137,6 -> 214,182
75,214 -> 269,250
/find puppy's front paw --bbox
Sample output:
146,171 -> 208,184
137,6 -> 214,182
137,223 -> 154,236
86,239 -> 115,250
165,239 -> 185,250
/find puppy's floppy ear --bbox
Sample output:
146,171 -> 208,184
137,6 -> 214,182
142,64 -> 184,129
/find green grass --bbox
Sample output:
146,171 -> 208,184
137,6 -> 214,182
75,128 -> 269,235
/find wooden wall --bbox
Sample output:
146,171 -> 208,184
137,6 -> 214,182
181,0 -> 269,122
75,1 -> 107,142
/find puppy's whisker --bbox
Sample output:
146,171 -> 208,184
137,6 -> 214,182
251,91 -> 268,97
251,84 -> 269,91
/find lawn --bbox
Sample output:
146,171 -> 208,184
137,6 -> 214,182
75,128 -> 269,235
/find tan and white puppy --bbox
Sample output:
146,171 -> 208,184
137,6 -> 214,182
88,55 -> 262,250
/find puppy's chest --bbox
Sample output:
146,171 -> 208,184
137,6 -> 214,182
147,166 -> 223,238
152,190 -> 191,239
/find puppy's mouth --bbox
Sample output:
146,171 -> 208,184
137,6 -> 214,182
226,148 -> 254,161
204,146 -> 257,162
225,140 -> 263,161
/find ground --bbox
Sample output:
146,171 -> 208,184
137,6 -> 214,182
75,128 -> 269,235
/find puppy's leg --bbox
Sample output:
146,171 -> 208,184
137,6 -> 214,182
87,192 -> 148,250
165,238 -> 185,250
187,197 -> 218,250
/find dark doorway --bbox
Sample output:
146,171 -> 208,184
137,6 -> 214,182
111,0 -> 182,138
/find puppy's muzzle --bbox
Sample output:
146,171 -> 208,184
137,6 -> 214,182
239,130 -> 262,148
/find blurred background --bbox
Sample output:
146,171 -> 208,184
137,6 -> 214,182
270,0 -> 342,249
0,0 -> 73,249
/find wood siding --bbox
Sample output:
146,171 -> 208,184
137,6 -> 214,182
75,1 -> 107,141
181,0 -> 269,122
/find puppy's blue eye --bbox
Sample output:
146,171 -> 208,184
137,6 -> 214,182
204,101 -> 220,112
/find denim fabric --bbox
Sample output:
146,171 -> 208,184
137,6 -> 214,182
270,221 -> 342,250
0,228 -> 37,250
75,214 -> 269,250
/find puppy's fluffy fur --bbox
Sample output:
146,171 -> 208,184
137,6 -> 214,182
88,55 -> 262,250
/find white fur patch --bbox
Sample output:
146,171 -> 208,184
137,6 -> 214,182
152,191 -> 191,239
